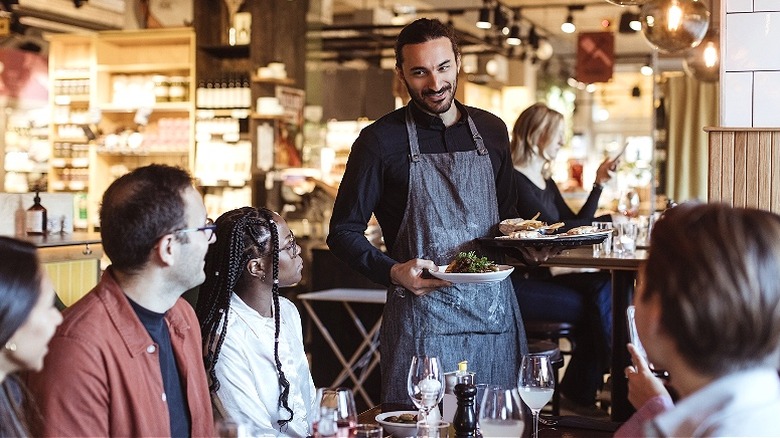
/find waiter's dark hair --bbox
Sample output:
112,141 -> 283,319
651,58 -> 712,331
642,203 -> 780,375
0,236 -> 44,436
100,164 -> 193,273
196,207 -> 293,429
395,18 -> 460,69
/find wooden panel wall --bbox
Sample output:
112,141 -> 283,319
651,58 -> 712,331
708,128 -> 780,213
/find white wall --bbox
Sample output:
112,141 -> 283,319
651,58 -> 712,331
722,0 -> 780,126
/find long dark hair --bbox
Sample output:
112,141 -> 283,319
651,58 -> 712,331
0,236 -> 44,437
196,207 -> 294,428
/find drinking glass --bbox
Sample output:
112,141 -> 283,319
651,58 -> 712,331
477,385 -> 524,438
407,356 -> 445,425
416,420 -> 450,437
312,387 -> 357,437
353,424 -> 383,438
592,221 -> 614,257
519,354 -> 555,438
613,222 -> 639,256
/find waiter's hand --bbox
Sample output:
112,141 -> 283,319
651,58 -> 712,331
390,259 -> 451,296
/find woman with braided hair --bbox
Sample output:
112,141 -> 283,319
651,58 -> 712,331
197,207 -> 316,437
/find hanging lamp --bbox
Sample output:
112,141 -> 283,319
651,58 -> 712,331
640,0 -> 709,53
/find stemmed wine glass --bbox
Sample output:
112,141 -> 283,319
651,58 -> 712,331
407,355 -> 445,425
477,385 -> 524,437
518,354 -> 555,438
312,387 -> 357,437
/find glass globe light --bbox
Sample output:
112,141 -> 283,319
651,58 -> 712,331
640,0 -> 710,53
536,39 -> 554,61
683,28 -> 719,82
605,0 -> 647,6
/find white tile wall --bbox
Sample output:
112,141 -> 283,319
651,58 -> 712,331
755,0 -> 780,12
722,5 -> 780,127
725,12 -> 780,71
723,72 -> 753,127
726,0 -> 752,13
753,72 -> 780,126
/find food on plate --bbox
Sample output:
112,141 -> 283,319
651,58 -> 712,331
499,213 -> 565,235
507,230 -> 546,239
564,225 -> 598,235
384,413 -> 418,424
445,251 -> 499,273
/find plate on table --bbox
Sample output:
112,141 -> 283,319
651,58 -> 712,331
428,265 -> 514,283
375,410 -> 419,437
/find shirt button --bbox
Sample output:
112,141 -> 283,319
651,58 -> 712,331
162,392 -> 167,402
147,345 -> 156,353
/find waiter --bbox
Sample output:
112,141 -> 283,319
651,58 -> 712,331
327,18 -> 528,405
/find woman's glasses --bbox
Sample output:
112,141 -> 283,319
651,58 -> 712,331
280,229 -> 299,258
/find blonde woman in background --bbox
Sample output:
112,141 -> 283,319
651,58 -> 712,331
509,102 -> 618,416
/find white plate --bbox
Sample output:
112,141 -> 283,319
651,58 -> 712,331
428,264 -> 514,283
375,410 -> 419,437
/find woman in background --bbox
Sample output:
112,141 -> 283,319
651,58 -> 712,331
510,102 -> 618,415
197,207 -> 316,437
0,236 -> 63,436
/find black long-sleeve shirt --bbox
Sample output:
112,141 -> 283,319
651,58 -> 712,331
513,170 -> 610,231
327,101 -> 517,286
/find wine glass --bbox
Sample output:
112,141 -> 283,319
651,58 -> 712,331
312,387 -> 357,437
407,355 -> 445,425
518,354 -> 555,438
477,385 -> 524,438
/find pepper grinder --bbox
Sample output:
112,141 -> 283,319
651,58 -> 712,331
453,383 -> 477,437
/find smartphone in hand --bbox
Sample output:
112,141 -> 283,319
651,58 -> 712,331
626,305 -> 649,363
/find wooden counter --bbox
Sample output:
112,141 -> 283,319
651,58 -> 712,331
12,232 -> 104,306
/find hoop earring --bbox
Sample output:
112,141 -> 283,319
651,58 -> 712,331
4,342 -> 17,352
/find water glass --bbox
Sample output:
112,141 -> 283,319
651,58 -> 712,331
592,222 -> 614,257
478,385 -> 525,438
613,222 -> 639,256
416,420 -> 450,437
313,387 -> 357,437
354,424 -> 383,438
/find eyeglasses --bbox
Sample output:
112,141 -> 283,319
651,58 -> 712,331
174,218 -> 216,242
280,229 -> 299,258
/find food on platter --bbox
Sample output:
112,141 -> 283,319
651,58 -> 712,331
383,413 -> 418,424
564,225 -> 598,235
499,213 -> 564,235
506,230 -> 553,239
445,251 -> 499,273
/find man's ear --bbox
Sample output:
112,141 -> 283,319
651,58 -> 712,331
155,235 -> 176,267
396,65 -> 405,82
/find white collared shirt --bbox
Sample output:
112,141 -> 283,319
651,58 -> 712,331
214,294 -> 316,437
646,367 -> 780,437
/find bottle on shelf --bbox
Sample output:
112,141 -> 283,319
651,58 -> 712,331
26,191 -> 47,236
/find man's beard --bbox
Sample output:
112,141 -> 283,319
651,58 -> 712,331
405,78 -> 457,115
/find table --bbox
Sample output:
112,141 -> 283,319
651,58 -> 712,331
359,404 -> 619,438
541,247 -> 647,422
298,288 -> 386,407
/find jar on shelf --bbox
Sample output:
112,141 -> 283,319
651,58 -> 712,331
152,75 -> 170,103
168,76 -> 188,102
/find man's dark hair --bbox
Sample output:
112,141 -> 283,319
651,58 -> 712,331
99,164 -> 193,273
395,18 -> 460,69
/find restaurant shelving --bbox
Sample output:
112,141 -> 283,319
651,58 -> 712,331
47,28 -> 196,231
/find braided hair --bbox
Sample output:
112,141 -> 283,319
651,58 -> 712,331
196,207 -> 294,429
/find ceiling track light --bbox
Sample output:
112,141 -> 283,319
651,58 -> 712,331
476,0 -> 492,29
561,6 -> 577,34
506,9 -> 522,46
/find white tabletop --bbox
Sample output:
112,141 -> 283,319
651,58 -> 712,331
298,288 -> 387,304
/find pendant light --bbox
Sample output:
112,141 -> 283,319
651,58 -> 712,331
506,9 -> 522,46
477,0 -> 492,29
561,8 -> 576,34
640,0 -> 709,53
683,27 -> 719,82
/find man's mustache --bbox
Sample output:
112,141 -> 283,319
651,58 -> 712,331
423,85 -> 451,96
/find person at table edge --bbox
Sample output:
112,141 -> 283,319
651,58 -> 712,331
327,18 -> 528,405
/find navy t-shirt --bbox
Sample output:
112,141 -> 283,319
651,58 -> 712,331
128,298 -> 192,438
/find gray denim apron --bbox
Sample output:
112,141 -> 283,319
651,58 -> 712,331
379,105 -> 528,405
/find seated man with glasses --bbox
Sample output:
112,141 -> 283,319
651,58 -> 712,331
196,206 -> 316,437
26,164 -> 216,437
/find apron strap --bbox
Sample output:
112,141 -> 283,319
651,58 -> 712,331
466,114 -> 489,156
405,105 -> 422,163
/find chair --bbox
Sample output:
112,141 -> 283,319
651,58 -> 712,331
527,338 -> 565,416
525,320 -> 576,355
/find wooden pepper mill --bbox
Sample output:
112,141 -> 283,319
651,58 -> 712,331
453,383 -> 477,437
